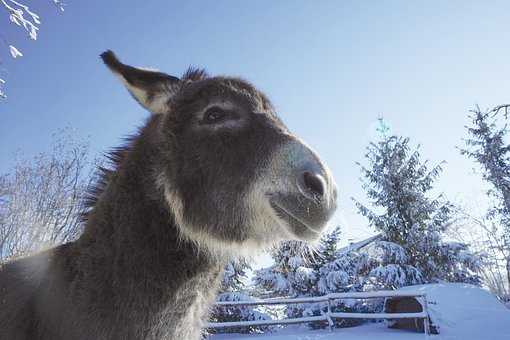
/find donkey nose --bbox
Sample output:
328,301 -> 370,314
299,170 -> 326,200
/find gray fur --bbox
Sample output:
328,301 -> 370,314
0,51 -> 337,340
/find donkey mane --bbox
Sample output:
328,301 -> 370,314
81,142 -> 131,223
181,67 -> 209,82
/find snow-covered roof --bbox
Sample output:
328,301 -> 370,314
337,234 -> 382,255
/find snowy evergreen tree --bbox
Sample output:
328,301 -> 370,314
461,105 -> 510,291
209,259 -> 272,334
253,239 -> 325,324
253,228 -> 371,328
313,226 -> 342,270
354,131 -> 480,288
220,258 -> 251,292
208,291 -> 272,335
254,226 -> 355,299
253,241 -> 315,298
312,226 -> 365,295
361,240 -> 423,289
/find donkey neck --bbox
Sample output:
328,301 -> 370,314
77,128 -> 226,339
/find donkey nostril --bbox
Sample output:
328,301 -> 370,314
302,171 -> 325,198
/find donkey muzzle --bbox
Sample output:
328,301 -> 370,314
268,137 -> 337,240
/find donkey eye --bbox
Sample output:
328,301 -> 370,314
203,108 -> 228,124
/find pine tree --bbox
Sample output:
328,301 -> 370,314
314,226 -> 342,269
220,259 -> 251,293
253,228 -> 370,328
354,131 -> 480,288
313,226 -> 363,294
253,241 -> 314,297
210,260 -> 271,334
252,241 -> 318,323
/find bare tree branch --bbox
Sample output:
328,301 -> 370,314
0,128 -> 97,261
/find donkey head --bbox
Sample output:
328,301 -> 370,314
101,51 -> 337,252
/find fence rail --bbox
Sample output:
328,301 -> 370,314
208,290 -> 431,338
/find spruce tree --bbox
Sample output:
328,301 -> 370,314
314,226 -> 342,269
354,129 -> 480,287
253,228 -> 369,327
220,259 -> 251,293
253,241 -> 314,297
210,260 -> 271,334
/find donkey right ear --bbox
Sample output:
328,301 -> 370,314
100,50 -> 180,114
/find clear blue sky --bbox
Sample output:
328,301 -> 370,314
1,1 -> 510,244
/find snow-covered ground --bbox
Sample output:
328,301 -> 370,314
210,319 -> 509,340
209,284 -> 510,340
210,323 -> 424,340
399,283 -> 510,340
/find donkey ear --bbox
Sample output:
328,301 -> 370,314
100,50 -> 180,114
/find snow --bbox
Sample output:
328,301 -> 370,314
399,283 -> 510,340
336,234 -> 382,255
210,291 -> 271,331
214,290 -> 426,307
208,323 -> 425,340
208,284 -> 510,340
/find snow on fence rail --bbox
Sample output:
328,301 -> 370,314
207,290 -> 431,337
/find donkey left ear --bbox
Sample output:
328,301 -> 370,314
100,50 -> 180,114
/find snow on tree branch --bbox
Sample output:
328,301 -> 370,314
354,129 -> 481,287
0,0 -> 64,99
2,0 -> 40,40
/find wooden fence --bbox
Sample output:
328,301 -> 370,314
207,290 -> 431,337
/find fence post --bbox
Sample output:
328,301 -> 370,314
326,297 -> 334,332
421,295 -> 431,339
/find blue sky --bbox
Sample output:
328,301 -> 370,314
1,1 -> 510,244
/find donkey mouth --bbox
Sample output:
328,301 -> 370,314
269,199 -> 322,240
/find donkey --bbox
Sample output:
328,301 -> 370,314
0,51 -> 337,340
